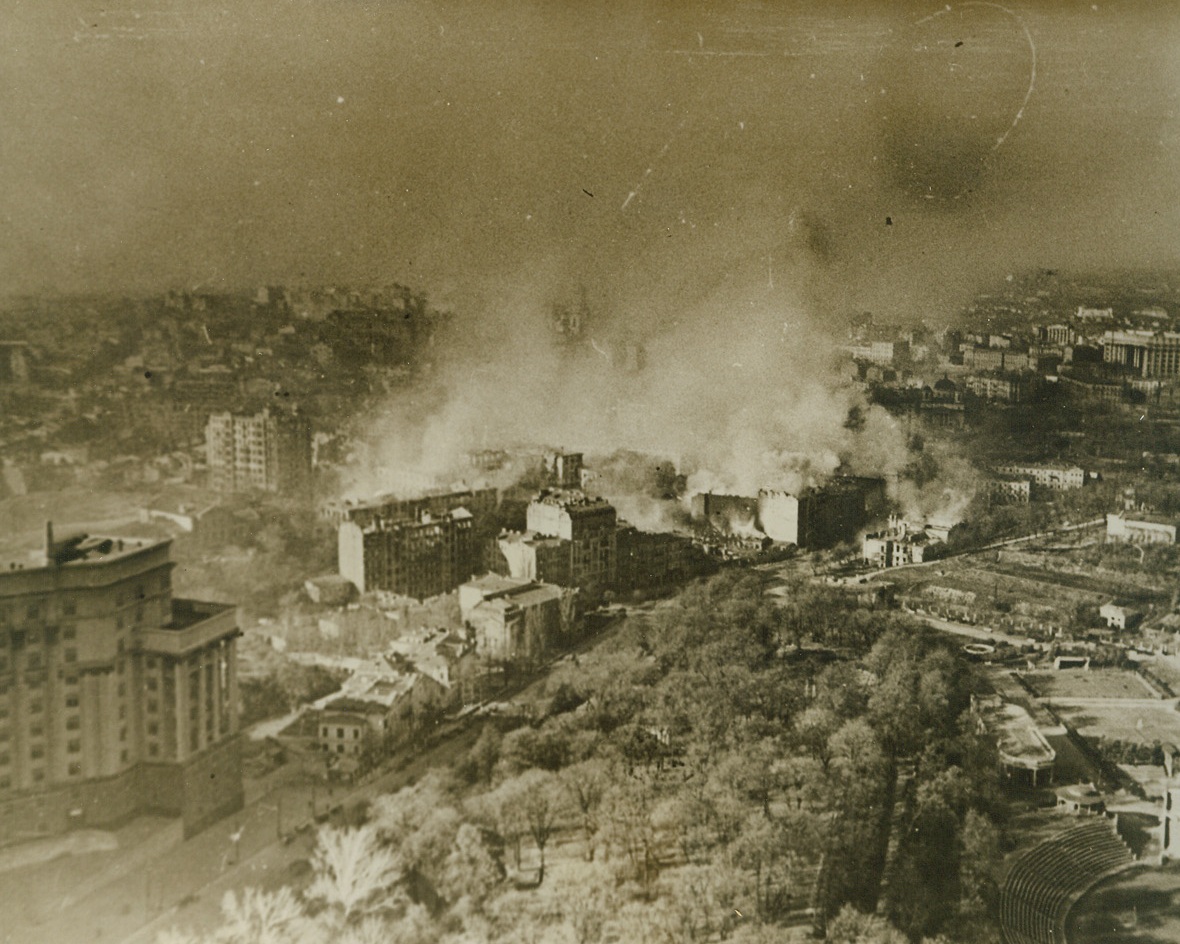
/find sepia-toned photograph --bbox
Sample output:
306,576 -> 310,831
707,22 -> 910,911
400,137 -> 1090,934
2,1 -> 1180,942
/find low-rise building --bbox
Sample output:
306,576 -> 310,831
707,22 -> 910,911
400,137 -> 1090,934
387,627 -> 478,708
1099,601 -> 1143,631
459,575 -> 571,667
862,521 -> 938,568
312,660 -> 448,759
1107,512 -> 1178,545
1059,373 -> 1125,402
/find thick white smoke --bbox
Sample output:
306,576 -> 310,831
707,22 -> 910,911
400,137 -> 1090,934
342,256 -> 937,514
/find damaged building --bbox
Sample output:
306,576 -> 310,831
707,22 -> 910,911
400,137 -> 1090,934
690,476 -> 887,549
338,506 -> 479,600
322,486 -> 497,528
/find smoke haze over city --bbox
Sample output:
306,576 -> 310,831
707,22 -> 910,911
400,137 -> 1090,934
7,0 -> 1180,511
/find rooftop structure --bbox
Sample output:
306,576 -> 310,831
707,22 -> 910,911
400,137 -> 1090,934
322,486 -> 497,527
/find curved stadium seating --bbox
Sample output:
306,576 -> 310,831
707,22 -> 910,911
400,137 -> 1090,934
999,819 -> 1134,944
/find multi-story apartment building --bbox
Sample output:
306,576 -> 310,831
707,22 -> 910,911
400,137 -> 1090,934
965,373 -> 1035,403
615,526 -> 712,590
994,463 -> 1087,491
526,490 -> 617,592
205,407 -> 312,494
0,527 -> 242,842
338,508 -> 478,599
756,477 -> 887,548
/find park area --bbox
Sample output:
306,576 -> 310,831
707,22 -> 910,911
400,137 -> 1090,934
1050,701 -> 1180,746
1022,669 -> 1159,701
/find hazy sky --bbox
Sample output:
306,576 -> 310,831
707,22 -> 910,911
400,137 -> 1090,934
3,0 -> 1179,323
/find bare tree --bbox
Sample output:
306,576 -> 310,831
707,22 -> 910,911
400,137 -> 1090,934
215,887 -> 308,944
560,759 -> 608,860
519,769 -> 562,885
305,824 -> 403,926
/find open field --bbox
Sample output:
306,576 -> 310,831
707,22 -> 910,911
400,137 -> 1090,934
1068,861 -> 1180,944
1023,669 -> 1159,701
1051,701 -> 1180,746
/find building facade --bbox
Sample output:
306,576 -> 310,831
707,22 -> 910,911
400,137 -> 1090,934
993,463 -> 1087,491
0,529 -> 242,842
1106,513 -> 1178,545
338,508 -> 477,599
459,575 -> 569,666
1102,330 -> 1180,379
526,490 -> 617,591
205,407 -> 312,494
615,526 -> 712,590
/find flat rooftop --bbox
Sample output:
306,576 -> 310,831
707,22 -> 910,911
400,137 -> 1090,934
0,534 -> 168,575
990,702 -> 1057,765
165,599 -> 235,631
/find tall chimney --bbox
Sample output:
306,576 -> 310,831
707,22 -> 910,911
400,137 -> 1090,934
45,520 -> 55,565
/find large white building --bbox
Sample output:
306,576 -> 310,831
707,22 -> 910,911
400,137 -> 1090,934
1106,513 -> 1178,545
1102,330 -> 1180,379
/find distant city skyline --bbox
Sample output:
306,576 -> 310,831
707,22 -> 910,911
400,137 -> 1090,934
2,1 -> 1178,331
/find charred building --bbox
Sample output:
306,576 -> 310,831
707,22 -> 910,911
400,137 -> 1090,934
757,477 -> 887,548
690,476 -> 886,549
338,507 -> 478,600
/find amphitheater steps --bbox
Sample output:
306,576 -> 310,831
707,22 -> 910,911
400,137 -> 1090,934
999,818 -> 1135,944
